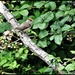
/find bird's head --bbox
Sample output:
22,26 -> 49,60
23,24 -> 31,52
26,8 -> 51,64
26,18 -> 33,24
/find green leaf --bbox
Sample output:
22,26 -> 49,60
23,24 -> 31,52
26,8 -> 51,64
18,20 -> 24,24
45,2 -> 56,10
33,11 -> 54,25
54,34 -> 63,45
58,65 -> 64,70
37,40 -> 47,48
20,4 -> 30,9
38,67 -> 46,73
9,4 -> 14,9
0,58 -> 7,66
50,35 -> 55,41
59,5 -> 66,11
73,16 -> 75,22
45,2 -> 51,8
70,50 -> 75,54
21,54 -> 27,61
5,22 -> 12,30
50,21 -> 60,30
8,61 -> 19,69
50,43 -> 57,50
33,17 -> 43,25
64,11 -> 69,16
13,12 -> 21,19
43,11 -> 54,22
49,2 -> 56,10
34,10 -> 40,17
15,53 -> 19,58
3,63 -> 10,68
18,48 -> 24,54
71,23 -> 75,27
62,24 -> 71,31
0,22 -> 6,33
69,9 -> 75,16
39,30 -> 48,39
65,64 -> 75,71
55,11 -> 64,19
20,10 -> 29,16
56,28 -> 62,34
14,5 -> 20,10
49,54 -> 55,60
31,31 -> 37,36
44,67 -> 53,73
11,61 -> 17,68
0,22 -> 11,33
32,23 -> 39,29
60,16 -> 69,24
25,64 -> 31,71
38,23 -> 47,30
12,11 -> 19,17
24,49 -> 29,54
34,1 -> 45,8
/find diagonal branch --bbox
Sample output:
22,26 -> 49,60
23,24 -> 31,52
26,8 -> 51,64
0,1 -> 64,74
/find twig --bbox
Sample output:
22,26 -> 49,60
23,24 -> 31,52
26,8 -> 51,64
1,72 -> 16,75
66,56 -> 75,64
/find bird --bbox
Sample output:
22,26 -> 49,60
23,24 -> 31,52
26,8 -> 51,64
16,18 -> 33,33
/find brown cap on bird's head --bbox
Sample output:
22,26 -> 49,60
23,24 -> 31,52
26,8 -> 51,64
28,18 -> 33,21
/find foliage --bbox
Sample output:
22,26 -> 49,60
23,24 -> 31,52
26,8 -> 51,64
0,1 -> 75,74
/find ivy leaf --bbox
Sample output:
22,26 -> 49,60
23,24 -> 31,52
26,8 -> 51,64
62,24 -> 71,31
65,64 -> 75,71
45,2 -> 56,10
59,5 -> 66,11
44,67 -> 53,73
54,34 -> 63,45
43,11 -> 54,22
55,11 -> 64,19
49,54 -> 55,60
32,17 -> 43,25
32,23 -> 39,29
34,10 -> 40,17
45,2 -> 51,8
31,31 -> 37,36
60,16 -> 69,24
33,11 -> 54,28
12,11 -> 21,19
18,48 -> 24,54
20,10 -> 29,16
0,22 -> 11,33
71,23 -> 75,27
0,58 -> 7,66
69,9 -> 75,16
38,23 -> 48,30
49,2 -> 56,10
50,35 -> 55,41
58,65 -> 64,70
38,67 -> 46,73
50,21 -> 60,30
70,50 -> 75,54
21,54 -> 28,61
24,49 -> 29,54
12,11 -> 19,17
34,1 -> 45,8
0,24 -> 6,33
37,40 -> 47,48
20,4 -> 30,9
39,30 -> 48,39
11,61 -> 17,68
